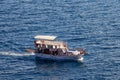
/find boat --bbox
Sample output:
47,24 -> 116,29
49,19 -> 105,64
33,35 -> 86,62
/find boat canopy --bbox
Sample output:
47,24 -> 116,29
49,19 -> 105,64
34,35 -> 57,40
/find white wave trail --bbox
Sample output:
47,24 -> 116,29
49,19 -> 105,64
0,52 -> 35,57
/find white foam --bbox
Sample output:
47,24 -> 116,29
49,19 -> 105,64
0,52 -> 35,57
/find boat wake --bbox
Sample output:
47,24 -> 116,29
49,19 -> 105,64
0,51 -> 35,57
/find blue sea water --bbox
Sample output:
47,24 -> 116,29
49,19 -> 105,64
0,0 -> 120,80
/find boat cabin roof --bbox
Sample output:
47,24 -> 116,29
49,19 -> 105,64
34,35 -> 57,40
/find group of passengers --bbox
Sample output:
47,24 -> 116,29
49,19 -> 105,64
36,44 -> 67,55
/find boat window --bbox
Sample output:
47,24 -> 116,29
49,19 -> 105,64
48,45 -> 53,49
38,44 -> 41,48
42,44 -> 46,48
53,45 -> 58,49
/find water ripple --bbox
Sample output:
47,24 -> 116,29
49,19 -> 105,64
0,0 -> 120,80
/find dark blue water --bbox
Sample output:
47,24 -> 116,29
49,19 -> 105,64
0,0 -> 120,80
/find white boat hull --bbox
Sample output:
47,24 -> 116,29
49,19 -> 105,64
35,53 -> 83,62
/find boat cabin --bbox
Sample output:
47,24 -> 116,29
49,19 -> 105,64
34,35 -> 68,55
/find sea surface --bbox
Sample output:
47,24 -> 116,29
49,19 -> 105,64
0,0 -> 120,80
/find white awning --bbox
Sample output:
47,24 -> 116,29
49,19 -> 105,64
34,35 -> 57,40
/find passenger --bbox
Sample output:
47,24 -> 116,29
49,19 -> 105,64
41,44 -> 46,53
57,48 -> 63,55
49,49 -> 52,54
55,49 -> 58,55
44,48 -> 50,54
